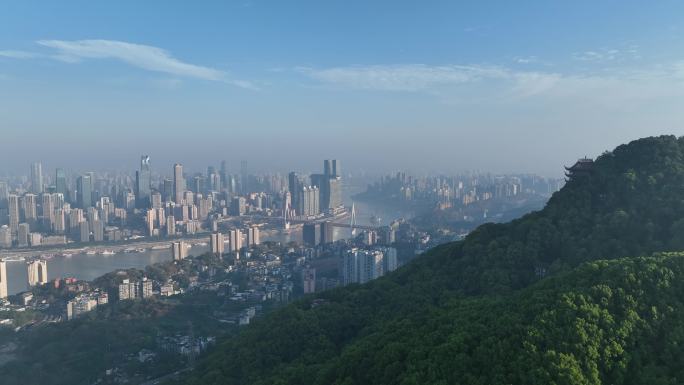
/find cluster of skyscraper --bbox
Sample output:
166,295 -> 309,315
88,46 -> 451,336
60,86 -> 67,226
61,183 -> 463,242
0,163 -> 127,248
287,160 -> 343,220
0,157 -> 345,250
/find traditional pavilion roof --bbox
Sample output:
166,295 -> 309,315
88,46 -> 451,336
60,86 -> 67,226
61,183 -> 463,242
564,157 -> 594,179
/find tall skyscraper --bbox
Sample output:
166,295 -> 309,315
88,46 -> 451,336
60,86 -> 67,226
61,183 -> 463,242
317,160 -> 343,212
324,160 -> 332,177
0,260 -> 7,299
0,181 -> 8,209
8,194 -> 20,235
331,159 -> 340,177
55,168 -> 68,201
27,259 -> 48,287
220,160 -> 227,190
76,175 -> 92,208
173,163 -> 184,204
136,155 -> 152,208
240,160 -> 248,193
30,162 -> 43,194
288,172 -> 308,216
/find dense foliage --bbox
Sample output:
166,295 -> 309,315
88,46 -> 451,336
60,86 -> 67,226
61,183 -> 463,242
184,135 -> 684,384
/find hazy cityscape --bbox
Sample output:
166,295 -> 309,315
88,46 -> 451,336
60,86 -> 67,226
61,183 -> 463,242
0,155 -> 562,382
2,1 -> 684,385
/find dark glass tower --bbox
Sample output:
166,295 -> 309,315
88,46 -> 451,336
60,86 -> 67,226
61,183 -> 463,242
76,175 -> 92,208
136,155 -> 152,208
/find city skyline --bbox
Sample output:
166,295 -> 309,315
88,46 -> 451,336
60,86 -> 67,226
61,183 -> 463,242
3,1 -> 684,175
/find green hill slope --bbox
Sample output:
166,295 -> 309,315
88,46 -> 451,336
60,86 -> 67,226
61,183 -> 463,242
185,135 -> 684,384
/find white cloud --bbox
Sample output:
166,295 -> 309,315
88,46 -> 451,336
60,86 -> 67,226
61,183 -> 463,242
301,61 -> 684,107
0,50 -> 40,59
1,39 -> 254,89
38,39 -> 231,80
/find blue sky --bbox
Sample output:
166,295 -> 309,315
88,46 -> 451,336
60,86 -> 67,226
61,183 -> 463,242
1,1 -> 684,176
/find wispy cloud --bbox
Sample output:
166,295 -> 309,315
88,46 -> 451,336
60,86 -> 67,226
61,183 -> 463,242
0,50 -> 40,59
2,39 -> 255,89
301,64 -> 512,92
301,64 -> 559,97
300,61 -> 684,106
514,56 -> 539,64
573,46 -> 641,62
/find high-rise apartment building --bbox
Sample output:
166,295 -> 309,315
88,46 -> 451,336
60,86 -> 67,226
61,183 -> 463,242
79,221 -> 90,242
166,215 -> 175,237
140,278 -> 153,298
172,241 -> 187,260
296,186 -> 319,217
210,232 -> 224,255
92,219 -> 104,242
246,226 -> 260,247
41,193 -> 55,229
118,279 -> 138,300
229,229 -> 242,252
341,248 -> 393,285
53,209 -> 66,234
22,193 -> 37,224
